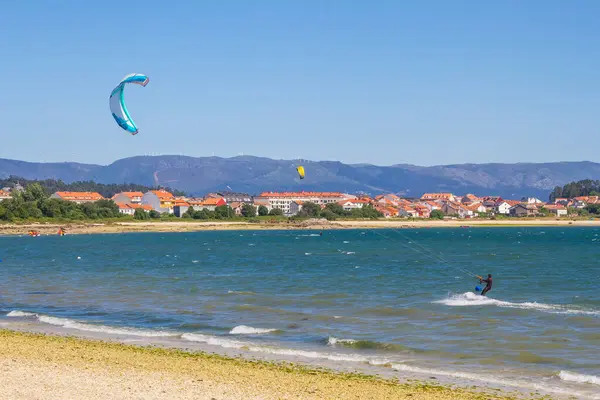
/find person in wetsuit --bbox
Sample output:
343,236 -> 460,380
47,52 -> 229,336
479,274 -> 492,296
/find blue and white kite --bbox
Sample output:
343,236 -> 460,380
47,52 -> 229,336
109,73 -> 149,135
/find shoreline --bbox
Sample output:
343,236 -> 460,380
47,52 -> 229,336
0,218 -> 599,236
0,328 -> 544,400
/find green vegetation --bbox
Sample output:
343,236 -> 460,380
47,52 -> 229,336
183,205 -> 237,220
429,209 -> 444,219
0,183 -> 124,221
294,202 -> 383,220
549,179 -> 600,202
0,176 -> 185,198
257,205 -> 269,216
241,204 -> 256,217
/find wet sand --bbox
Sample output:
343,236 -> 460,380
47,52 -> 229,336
0,218 -> 598,236
0,329 -> 541,400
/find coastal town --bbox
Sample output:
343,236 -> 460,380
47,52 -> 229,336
2,184 -> 598,219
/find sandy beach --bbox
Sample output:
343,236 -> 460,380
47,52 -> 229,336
0,218 -> 598,236
0,329 -> 544,400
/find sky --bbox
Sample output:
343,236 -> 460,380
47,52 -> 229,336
1,1 -> 599,167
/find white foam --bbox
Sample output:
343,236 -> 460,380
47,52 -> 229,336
559,371 -> 600,386
6,310 -> 37,317
227,290 -> 255,295
328,336 -> 356,345
435,292 -> 600,316
392,364 -> 591,398
182,333 -> 388,364
37,315 -> 176,337
229,325 -> 277,335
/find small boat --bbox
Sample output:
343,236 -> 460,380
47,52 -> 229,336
28,230 -> 41,237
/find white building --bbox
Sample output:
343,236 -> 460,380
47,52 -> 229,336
337,199 -> 367,211
254,191 -> 346,216
495,201 -> 512,215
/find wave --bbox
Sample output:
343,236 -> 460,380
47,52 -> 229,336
328,337 -> 409,351
7,310 -> 38,317
435,292 -> 600,316
38,316 -> 177,337
229,325 -> 278,335
559,371 -> 600,386
181,333 -> 390,365
392,364 -> 596,399
227,290 -> 256,295
9,312 -> 177,337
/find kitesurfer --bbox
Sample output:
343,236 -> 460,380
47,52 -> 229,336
477,274 -> 492,296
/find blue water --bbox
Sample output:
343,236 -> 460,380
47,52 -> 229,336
1,228 -> 599,398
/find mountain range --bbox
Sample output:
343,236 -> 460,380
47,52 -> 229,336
1,156 -> 599,200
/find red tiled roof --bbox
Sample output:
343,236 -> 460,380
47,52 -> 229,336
259,191 -> 343,197
151,190 -> 174,200
54,191 -> 104,201
112,191 -> 144,199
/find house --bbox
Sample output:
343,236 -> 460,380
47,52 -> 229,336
141,190 -> 175,213
554,198 -> 569,206
289,200 -> 304,215
543,204 -> 568,217
510,203 -> 538,217
375,194 -> 402,206
461,194 -> 481,205
398,206 -> 419,218
112,192 -> 144,204
337,199 -> 368,211
441,202 -> 468,218
481,196 -> 503,212
466,203 -> 487,215
422,200 -> 441,211
217,192 -> 253,203
192,197 -> 226,211
50,191 -> 105,204
494,201 -> 513,215
420,193 -> 456,203
254,191 -> 345,216
171,200 -> 190,217
117,203 -> 153,215
0,190 -> 11,202
411,204 -> 431,218
376,206 -> 399,218
252,198 -> 272,213
522,197 -> 544,205
117,203 -> 136,216
228,202 -> 245,216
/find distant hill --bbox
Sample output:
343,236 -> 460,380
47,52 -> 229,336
1,156 -> 599,199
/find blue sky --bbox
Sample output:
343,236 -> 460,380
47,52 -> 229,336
1,1 -> 598,166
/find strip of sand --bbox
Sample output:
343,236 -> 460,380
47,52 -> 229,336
0,329 -> 541,400
0,218 -> 598,236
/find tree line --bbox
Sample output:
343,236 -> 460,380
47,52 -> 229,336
0,183 -> 123,221
0,176 -> 185,198
549,179 -> 600,202
180,202 -> 384,221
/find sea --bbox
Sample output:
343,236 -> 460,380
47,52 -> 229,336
1,227 -> 599,399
